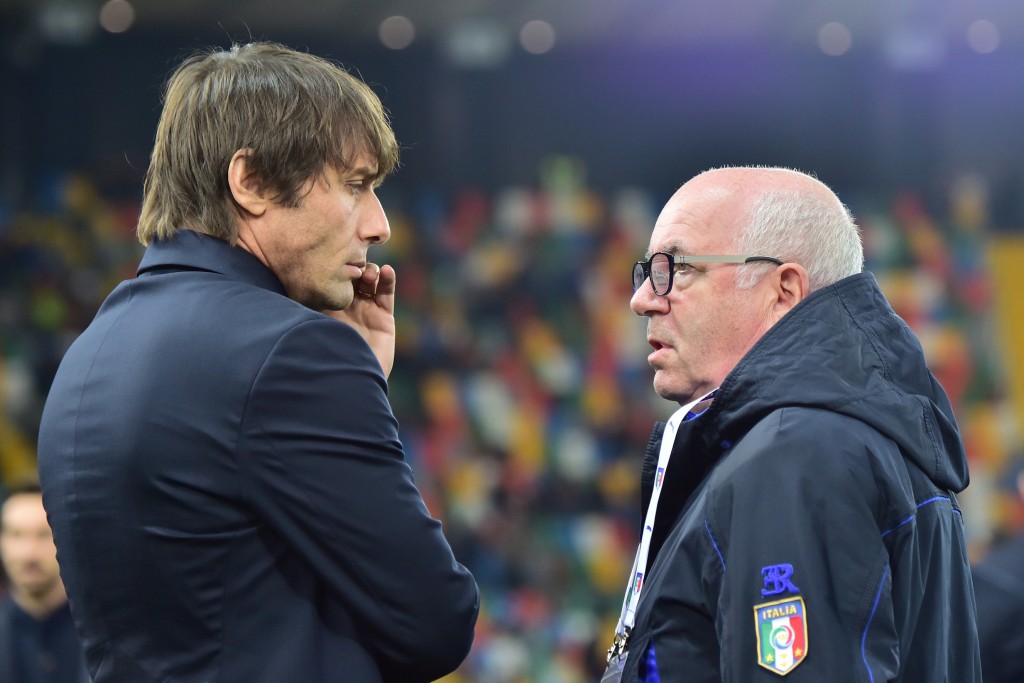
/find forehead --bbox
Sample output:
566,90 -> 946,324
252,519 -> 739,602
1,494 -> 47,529
323,148 -> 379,183
648,184 -> 742,256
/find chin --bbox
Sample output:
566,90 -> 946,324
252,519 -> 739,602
316,285 -> 353,312
335,290 -> 355,311
652,374 -> 698,404
652,374 -> 680,401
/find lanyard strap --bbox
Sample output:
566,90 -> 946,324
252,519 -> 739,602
609,389 -> 716,659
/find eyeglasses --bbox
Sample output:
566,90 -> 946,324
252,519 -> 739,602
632,253 -> 784,295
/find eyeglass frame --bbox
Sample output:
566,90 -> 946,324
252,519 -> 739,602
632,253 -> 784,295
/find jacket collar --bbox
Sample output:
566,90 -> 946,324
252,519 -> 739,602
137,230 -> 286,297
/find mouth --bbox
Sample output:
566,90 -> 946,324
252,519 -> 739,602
646,337 -> 672,366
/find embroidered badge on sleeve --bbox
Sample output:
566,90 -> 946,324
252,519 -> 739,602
755,564 -> 806,675
754,596 -> 807,675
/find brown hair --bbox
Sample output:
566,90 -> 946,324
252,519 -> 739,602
137,42 -> 399,245
3,479 -> 42,504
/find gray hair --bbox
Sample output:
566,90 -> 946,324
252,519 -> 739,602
734,179 -> 864,291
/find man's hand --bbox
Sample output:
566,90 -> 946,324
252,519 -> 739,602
326,263 -> 396,378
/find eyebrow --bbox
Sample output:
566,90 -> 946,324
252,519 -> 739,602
335,164 -> 382,188
644,242 -> 688,260
348,164 -> 379,179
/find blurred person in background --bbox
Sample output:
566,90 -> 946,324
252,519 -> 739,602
36,41 -> 477,683
973,457 -> 1024,683
604,167 -> 980,682
0,480 -> 89,683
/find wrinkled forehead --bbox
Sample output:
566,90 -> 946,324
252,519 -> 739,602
647,184 -> 744,257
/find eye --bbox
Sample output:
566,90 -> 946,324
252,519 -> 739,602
347,178 -> 372,193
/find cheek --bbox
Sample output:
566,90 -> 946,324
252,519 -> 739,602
713,287 -> 754,328
299,240 -> 342,279
316,218 -> 350,254
667,303 -> 710,345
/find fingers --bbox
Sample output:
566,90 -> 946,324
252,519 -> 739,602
376,264 -> 396,296
354,263 -> 396,306
354,263 -> 379,299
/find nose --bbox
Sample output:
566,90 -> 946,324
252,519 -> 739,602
362,190 -> 391,245
630,279 -> 668,317
6,535 -> 52,562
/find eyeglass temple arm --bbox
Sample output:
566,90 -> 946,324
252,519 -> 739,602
671,255 -> 783,265
742,256 -> 784,265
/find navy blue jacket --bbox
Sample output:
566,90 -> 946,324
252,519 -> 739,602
973,530 -> 1024,683
38,231 -> 479,682
0,598 -> 90,683
623,273 -> 981,682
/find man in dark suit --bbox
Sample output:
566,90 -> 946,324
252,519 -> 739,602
0,480 -> 89,683
973,460 -> 1024,683
37,41 -> 478,683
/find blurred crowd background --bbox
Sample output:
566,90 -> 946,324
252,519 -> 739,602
2,1 -> 1024,681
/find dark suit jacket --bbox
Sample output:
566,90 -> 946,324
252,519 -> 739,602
38,231 -> 479,682
973,531 -> 1024,683
0,598 -> 90,683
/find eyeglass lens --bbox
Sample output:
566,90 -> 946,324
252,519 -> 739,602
632,253 -> 672,295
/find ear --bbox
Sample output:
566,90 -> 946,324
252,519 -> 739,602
227,149 -> 270,217
768,263 -> 810,324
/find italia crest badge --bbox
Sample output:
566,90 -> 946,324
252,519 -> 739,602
754,596 -> 807,675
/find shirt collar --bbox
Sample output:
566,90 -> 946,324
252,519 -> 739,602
684,388 -> 718,421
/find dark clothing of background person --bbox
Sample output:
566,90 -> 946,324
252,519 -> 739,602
37,232 -> 478,682
0,598 -> 90,683
622,273 -> 981,682
974,530 -> 1024,683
